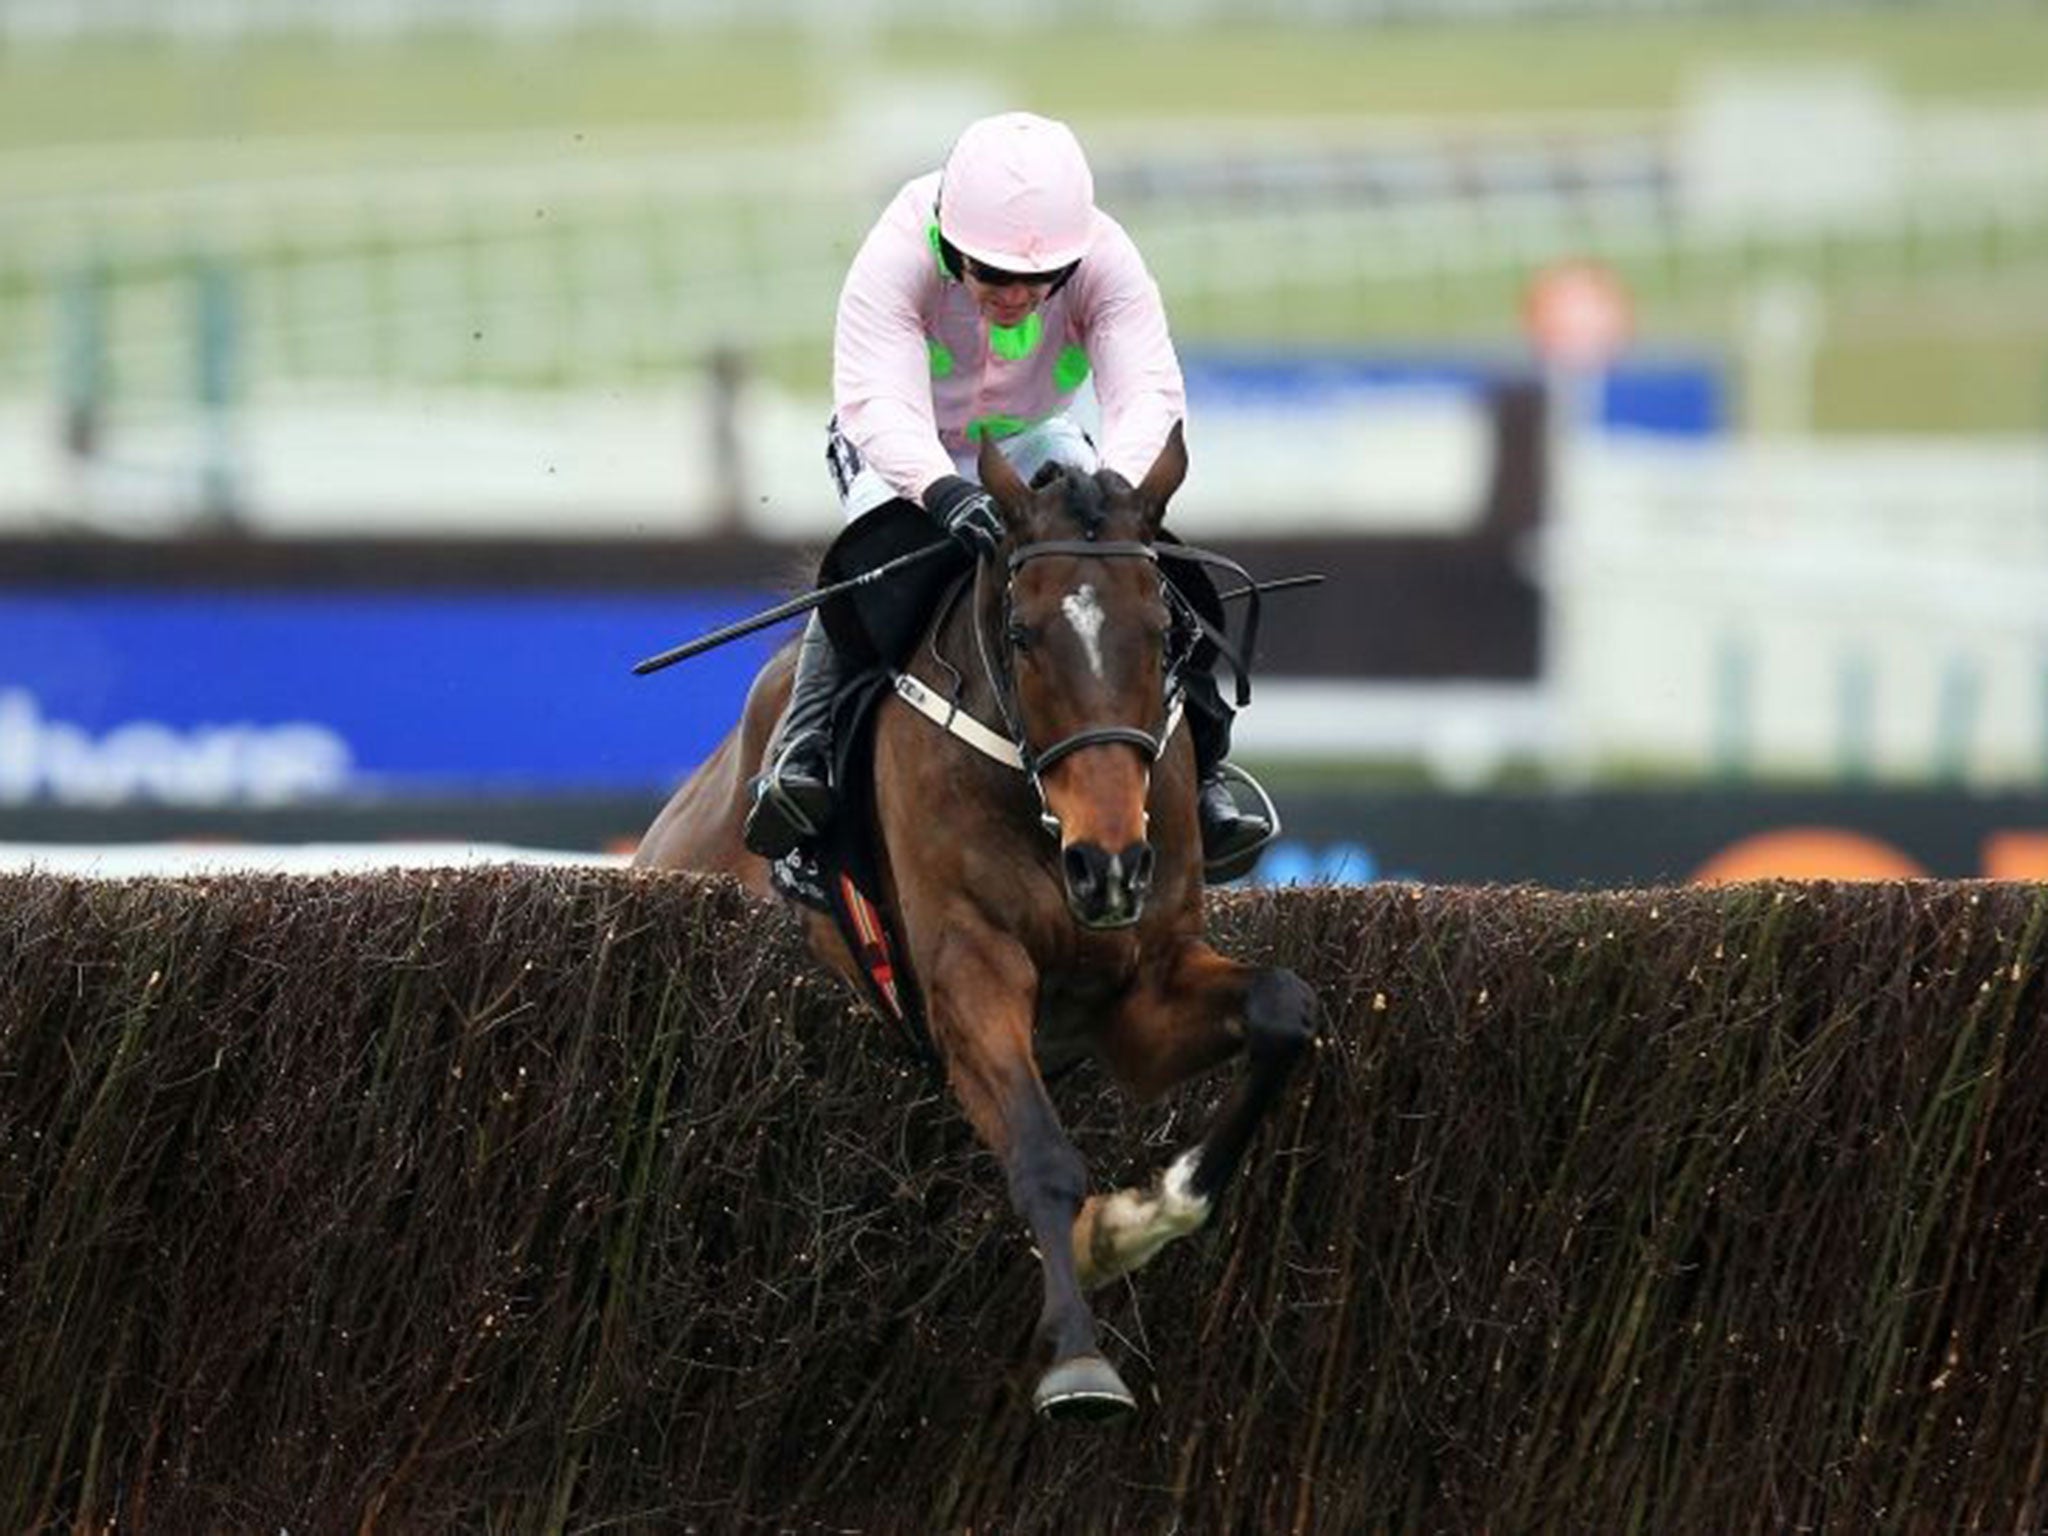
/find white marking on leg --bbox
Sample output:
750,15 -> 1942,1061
1158,1146 -> 1210,1226
1087,1147 -> 1212,1282
1061,584 -> 1106,680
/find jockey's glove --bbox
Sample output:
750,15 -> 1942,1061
925,475 -> 1004,560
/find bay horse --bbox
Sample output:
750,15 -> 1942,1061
635,424 -> 1320,1421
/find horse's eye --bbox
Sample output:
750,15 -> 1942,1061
1006,622 -> 1036,652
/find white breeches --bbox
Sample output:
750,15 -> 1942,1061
829,416 -> 1100,521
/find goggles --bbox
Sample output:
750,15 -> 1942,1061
962,254 -> 1077,289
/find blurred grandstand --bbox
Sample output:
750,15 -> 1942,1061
2,0 -> 2045,881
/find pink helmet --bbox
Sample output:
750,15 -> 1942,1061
938,112 -> 1097,274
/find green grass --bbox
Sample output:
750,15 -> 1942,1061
1,7 -> 2043,167
1812,306 -> 2048,434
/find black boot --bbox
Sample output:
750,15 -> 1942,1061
1182,668 -> 1275,883
743,614 -> 844,859
1197,765 -> 1275,884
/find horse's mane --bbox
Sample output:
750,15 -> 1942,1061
1027,461 -> 1117,540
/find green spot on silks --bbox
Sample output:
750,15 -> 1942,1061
988,313 -> 1043,361
1054,344 -> 1091,392
966,414 -> 1030,442
927,339 -> 955,378
927,221 -> 951,279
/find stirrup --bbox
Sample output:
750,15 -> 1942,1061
1201,762 -> 1279,884
742,738 -> 834,859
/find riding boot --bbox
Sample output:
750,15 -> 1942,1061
743,613 -> 844,859
1184,670 -> 1275,883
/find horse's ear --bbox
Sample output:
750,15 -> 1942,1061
976,434 -> 1031,524
1135,421 -> 1187,532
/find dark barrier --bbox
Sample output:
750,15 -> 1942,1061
9,786 -> 2048,884
1270,786 -> 2048,885
5,870 -> 2047,1532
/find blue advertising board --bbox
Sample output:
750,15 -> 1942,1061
1182,350 -> 1723,437
0,589 -> 782,805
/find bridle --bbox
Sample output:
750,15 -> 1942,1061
902,532 -> 1264,841
984,539 -> 1175,801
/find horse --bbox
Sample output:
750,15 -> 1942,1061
634,424 -> 1321,1421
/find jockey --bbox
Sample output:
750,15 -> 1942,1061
744,110 -> 1273,879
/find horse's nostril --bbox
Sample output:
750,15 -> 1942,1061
1127,843 -> 1156,893
1063,844 -> 1101,899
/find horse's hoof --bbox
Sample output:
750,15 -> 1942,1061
1033,1354 -> 1136,1423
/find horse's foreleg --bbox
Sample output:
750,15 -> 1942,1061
1078,943 -> 1320,1289
926,928 -> 1134,1421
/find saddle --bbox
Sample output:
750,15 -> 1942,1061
765,500 -> 1239,1066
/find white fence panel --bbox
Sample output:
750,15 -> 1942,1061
1549,436 -> 2048,784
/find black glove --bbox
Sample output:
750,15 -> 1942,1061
924,475 -> 1004,560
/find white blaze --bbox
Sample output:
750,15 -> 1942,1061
1061,584 -> 1107,679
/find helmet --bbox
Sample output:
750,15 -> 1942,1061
938,112 -> 1097,275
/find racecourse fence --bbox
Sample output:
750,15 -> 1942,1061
7,106 -> 2046,412
4,867 -> 2047,1532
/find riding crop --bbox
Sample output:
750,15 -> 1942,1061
632,550 -> 1320,678
631,542 -> 956,676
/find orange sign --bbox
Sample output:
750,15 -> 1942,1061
1693,828 -> 2048,883
1523,258 -> 1634,369
1693,829 -> 1928,884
